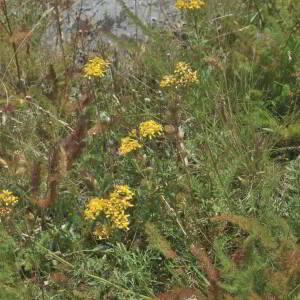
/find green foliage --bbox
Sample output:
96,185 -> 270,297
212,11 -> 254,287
273,157 -> 300,235
145,222 -> 178,259
213,214 -> 300,299
0,225 -> 30,299
279,121 -> 300,144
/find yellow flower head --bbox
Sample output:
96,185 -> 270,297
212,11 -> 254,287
109,185 -> 135,212
176,0 -> 205,9
84,197 -> 106,220
0,207 -> 12,216
0,190 -> 18,217
160,61 -> 198,88
110,212 -> 130,230
83,56 -> 110,78
174,61 -> 198,86
93,224 -> 112,239
119,137 -> 142,155
84,185 -> 135,234
160,74 -> 177,88
139,120 -> 163,139
110,185 -> 135,201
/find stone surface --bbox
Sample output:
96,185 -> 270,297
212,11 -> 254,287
54,0 -> 179,42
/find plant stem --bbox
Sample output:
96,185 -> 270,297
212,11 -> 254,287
1,0 -> 25,95
53,0 -> 67,72
205,141 -> 230,200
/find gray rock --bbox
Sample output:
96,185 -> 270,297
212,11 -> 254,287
45,0 -> 179,48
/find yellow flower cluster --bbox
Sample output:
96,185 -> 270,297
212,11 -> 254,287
84,185 -> 135,239
175,0 -> 205,9
0,190 -> 19,217
139,120 -> 163,139
159,75 -> 177,88
119,137 -> 142,155
83,56 -> 110,78
93,224 -> 112,239
119,120 -> 163,155
160,62 -> 198,88
84,197 -> 107,220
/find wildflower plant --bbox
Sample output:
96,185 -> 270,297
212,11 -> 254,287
84,185 -> 135,239
83,56 -> 110,78
160,62 -> 198,88
139,120 -> 163,139
118,120 -> 163,155
0,190 -> 19,217
175,0 -> 205,10
119,137 -> 142,155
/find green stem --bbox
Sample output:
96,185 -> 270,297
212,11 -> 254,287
206,142 -> 230,200
1,0 -> 25,95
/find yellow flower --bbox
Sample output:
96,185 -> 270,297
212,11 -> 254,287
160,74 -> 177,88
110,185 -> 135,202
160,62 -> 198,88
0,190 -> 19,217
0,207 -> 12,216
93,224 -> 112,239
0,190 -> 18,206
84,185 -> 135,234
111,212 -> 130,230
84,197 -> 106,220
176,0 -> 205,9
139,120 -> 163,139
83,56 -> 110,78
119,137 -> 142,155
